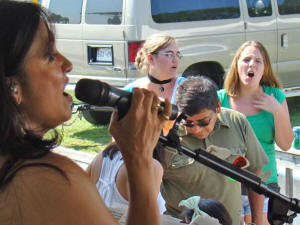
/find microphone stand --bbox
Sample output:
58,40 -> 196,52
158,114 -> 300,225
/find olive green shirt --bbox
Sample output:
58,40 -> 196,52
158,108 -> 269,225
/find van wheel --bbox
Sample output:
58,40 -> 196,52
182,63 -> 224,89
82,110 -> 112,126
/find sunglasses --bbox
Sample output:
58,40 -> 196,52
183,118 -> 211,128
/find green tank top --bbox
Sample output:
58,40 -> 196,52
217,86 -> 285,183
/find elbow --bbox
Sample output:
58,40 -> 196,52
280,144 -> 291,151
277,132 -> 294,151
278,139 -> 293,151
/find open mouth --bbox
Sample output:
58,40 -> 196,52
247,71 -> 254,78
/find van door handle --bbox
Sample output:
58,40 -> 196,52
113,67 -> 122,72
281,33 -> 288,48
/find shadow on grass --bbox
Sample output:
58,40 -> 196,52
67,144 -> 101,151
71,126 -> 111,144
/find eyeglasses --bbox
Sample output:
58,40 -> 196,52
153,52 -> 183,60
183,118 -> 212,128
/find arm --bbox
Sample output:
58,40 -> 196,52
110,88 -> 171,225
86,152 -> 103,185
273,99 -> 294,150
253,93 -> 294,150
152,159 -> 164,196
247,171 -> 264,225
116,158 -> 164,202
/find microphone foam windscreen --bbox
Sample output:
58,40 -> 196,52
75,79 -> 103,105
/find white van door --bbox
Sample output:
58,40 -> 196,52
41,0 -> 84,84
275,0 -> 300,88
81,0 -> 126,87
242,0 -> 278,74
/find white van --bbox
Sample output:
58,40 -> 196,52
41,0 -> 300,124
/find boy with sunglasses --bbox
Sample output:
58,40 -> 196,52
157,76 -> 269,225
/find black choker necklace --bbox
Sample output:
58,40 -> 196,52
148,74 -> 173,92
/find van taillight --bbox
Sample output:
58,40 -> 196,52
128,41 -> 144,63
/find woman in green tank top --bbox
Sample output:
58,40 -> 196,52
217,41 -> 294,225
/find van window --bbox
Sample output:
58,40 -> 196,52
49,0 -> 82,24
85,0 -> 123,24
277,0 -> 300,15
247,0 -> 272,17
151,0 -> 240,23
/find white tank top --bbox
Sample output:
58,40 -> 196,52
96,151 -> 166,214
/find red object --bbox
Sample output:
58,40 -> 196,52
128,41 -> 144,63
233,156 -> 247,168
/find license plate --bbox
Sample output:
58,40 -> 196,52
96,47 -> 112,62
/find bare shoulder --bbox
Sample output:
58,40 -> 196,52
6,152 -> 116,225
11,152 -> 91,202
86,151 -> 104,184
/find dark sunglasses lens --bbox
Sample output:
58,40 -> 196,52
198,122 -> 209,127
183,123 -> 194,128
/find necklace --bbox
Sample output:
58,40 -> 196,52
148,74 -> 173,93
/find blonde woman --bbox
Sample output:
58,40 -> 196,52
124,33 -> 186,135
218,41 -> 294,225
124,33 -> 185,104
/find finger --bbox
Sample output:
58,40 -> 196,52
141,90 -> 157,114
127,88 -> 144,116
163,98 -> 172,117
159,98 -> 172,122
151,95 -> 161,113
108,110 -> 119,136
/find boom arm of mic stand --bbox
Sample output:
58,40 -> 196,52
158,135 -> 300,224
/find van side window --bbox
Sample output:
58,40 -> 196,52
246,0 -> 272,17
151,0 -> 240,23
49,0 -> 82,24
277,0 -> 300,15
85,0 -> 123,24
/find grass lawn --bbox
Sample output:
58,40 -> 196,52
58,90 -> 112,154
60,90 -> 300,154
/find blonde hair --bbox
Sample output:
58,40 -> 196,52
224,41 -> 282,96
135,33 -> 176,74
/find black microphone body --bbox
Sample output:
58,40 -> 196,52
75,79 -> 178,120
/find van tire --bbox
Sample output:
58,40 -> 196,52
82,110 -> 112,126
182,62 -> 224,88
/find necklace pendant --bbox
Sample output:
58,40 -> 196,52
159,86 -> 164,92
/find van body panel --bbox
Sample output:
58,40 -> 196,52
55,24 -> 84,80
277,13 -> 300,88
242,0 -> 278,77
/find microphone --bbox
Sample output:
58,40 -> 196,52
75,78 -> 178,120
